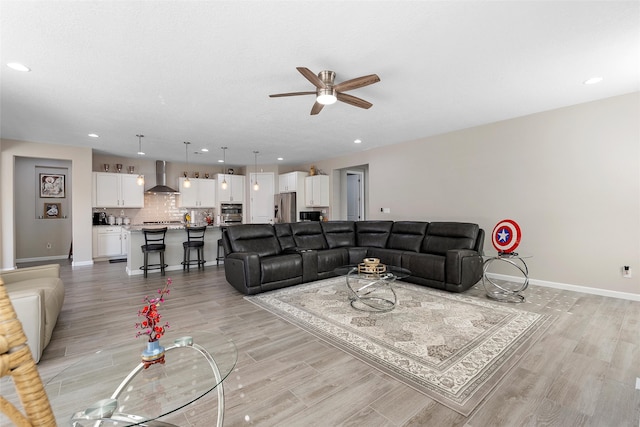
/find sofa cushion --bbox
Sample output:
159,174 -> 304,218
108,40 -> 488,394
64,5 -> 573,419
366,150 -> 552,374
355,221 -> 393,248
5,277 -> 65,353
422,222 -> 479,256
321,221 -> 356,248
366,247 -> 405,267
226,224 -> 281,257
274,223 -> 295,250
402,252 -> 446,283
261,254 -> 303,283
316,248 -> 350,274
387,221 -> 428,252
290,222 -> 328,250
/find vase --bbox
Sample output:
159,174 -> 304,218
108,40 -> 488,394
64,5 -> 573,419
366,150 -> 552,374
141,340 -> 165,368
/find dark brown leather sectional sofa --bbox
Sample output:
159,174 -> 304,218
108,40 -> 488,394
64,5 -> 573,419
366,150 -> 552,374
222,220 -> 485,295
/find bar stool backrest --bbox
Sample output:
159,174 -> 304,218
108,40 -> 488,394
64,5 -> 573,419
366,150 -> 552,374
142,227 -> 168,250
186,226 -> 207,243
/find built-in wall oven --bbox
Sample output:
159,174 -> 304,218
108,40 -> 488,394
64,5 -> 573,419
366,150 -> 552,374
220,203 -> 243,224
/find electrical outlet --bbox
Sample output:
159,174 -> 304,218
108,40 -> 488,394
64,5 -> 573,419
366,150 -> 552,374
623,266 -> 632,278
46,243 -> 52,249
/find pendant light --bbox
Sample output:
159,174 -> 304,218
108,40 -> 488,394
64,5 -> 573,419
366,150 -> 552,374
183,141 -> 191,188
135,134 -> 145,185
253,151 -> 260,191
220,147 -> 228,190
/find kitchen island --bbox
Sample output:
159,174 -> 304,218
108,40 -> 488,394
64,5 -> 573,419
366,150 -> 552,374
124,224 -> 224,276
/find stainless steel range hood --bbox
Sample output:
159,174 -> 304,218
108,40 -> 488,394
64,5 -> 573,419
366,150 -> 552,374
145,160 -> 179,194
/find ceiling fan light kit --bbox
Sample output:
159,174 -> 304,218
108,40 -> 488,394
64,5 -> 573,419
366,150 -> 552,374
270,67 -> 380,115
316,88 -> 337,105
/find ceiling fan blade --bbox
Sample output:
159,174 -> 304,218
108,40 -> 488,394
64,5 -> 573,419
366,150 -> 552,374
337,93 -> 373,109
269,91 -> 316,98
297,67 -> 326,89
333,74 -> 380,92
310,102 -> 324,115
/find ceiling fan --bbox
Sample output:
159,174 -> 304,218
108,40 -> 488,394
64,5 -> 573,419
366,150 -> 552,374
269,67 -> 380,115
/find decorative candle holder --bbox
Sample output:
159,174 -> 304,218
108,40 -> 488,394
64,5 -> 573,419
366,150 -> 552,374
204,173 -> 210,179
128,166 -> 135,174
183,171 -> 188,177
103,164 -> 110,172
194,172 -> 199,178
116,164 -> 123,173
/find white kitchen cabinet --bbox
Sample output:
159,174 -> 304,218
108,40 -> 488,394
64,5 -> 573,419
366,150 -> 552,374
177,178 -> 216,207
216,174 -> 245,203
278,171 -> 308,193
93,226 -> 125,257
305,175 -> 330,207
93,173 -> 144,208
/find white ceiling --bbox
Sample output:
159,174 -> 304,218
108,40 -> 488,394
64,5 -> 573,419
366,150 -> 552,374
1,1 -> 638,167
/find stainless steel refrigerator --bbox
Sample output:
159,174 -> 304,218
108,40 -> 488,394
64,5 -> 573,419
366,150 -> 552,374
274,192 -> 296,223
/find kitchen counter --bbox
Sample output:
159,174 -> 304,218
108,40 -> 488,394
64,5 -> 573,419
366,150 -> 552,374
125,223 -> 223,232
124,225 -> 225,276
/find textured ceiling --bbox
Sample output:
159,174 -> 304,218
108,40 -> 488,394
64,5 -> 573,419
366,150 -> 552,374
1,1 -> 638,167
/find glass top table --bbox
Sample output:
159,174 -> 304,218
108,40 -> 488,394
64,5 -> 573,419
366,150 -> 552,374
45,331 -> 237,426
482,252 -> 532,303
334,264 -> 411,312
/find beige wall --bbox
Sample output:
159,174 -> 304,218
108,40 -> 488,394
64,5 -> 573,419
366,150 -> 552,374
1,139 -> 93,269
305,92 -> 640,297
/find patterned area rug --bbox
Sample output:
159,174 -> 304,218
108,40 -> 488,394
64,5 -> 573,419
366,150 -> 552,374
246,278 -> 554,416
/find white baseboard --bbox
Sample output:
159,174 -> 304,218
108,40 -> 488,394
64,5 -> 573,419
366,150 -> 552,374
72,260 -> 94,267
15,255 -> 69,263
486,273 -> 640,302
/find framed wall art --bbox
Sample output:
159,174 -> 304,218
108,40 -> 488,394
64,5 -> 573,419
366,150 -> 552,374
40,173 -> 65,198
44,203 -> 61,218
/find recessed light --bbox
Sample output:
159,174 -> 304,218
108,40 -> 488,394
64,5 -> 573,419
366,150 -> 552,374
277,157 -> 284,161
201,148 -> 209,152
7,62 -> 31,72
583,77 -> 603,85
354,139 -> 362,144
88,133 -> 99,138
218,159 -> 224,163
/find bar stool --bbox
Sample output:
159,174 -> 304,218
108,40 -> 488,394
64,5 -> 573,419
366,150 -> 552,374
140,228 -> 168,278
182,226 -> 207,271
216,239 -> 224,266
216,227 -> 227,266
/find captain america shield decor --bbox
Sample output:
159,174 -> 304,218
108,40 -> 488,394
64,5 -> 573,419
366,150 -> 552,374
491,219 -> 521,253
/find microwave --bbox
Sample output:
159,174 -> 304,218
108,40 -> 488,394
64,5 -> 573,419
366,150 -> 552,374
299,211 -> 321,221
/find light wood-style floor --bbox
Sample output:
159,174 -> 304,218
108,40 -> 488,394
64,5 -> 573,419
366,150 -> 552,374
3,260 -> 640,426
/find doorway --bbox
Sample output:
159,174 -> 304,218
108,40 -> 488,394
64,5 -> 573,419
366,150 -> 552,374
346,170 -> 364,221
15,157 -> 72,263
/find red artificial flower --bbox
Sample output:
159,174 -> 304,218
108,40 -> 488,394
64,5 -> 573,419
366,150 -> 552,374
135,278 -> 171,342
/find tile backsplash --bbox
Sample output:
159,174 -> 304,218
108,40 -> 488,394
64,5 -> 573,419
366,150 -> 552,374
95,194 -> 214,224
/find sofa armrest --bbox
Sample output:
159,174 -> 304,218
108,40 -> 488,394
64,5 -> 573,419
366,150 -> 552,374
6,288 -> 45,363
1,264 -> 60,284
446,249 -> 483,287
224,252 -> 262,294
